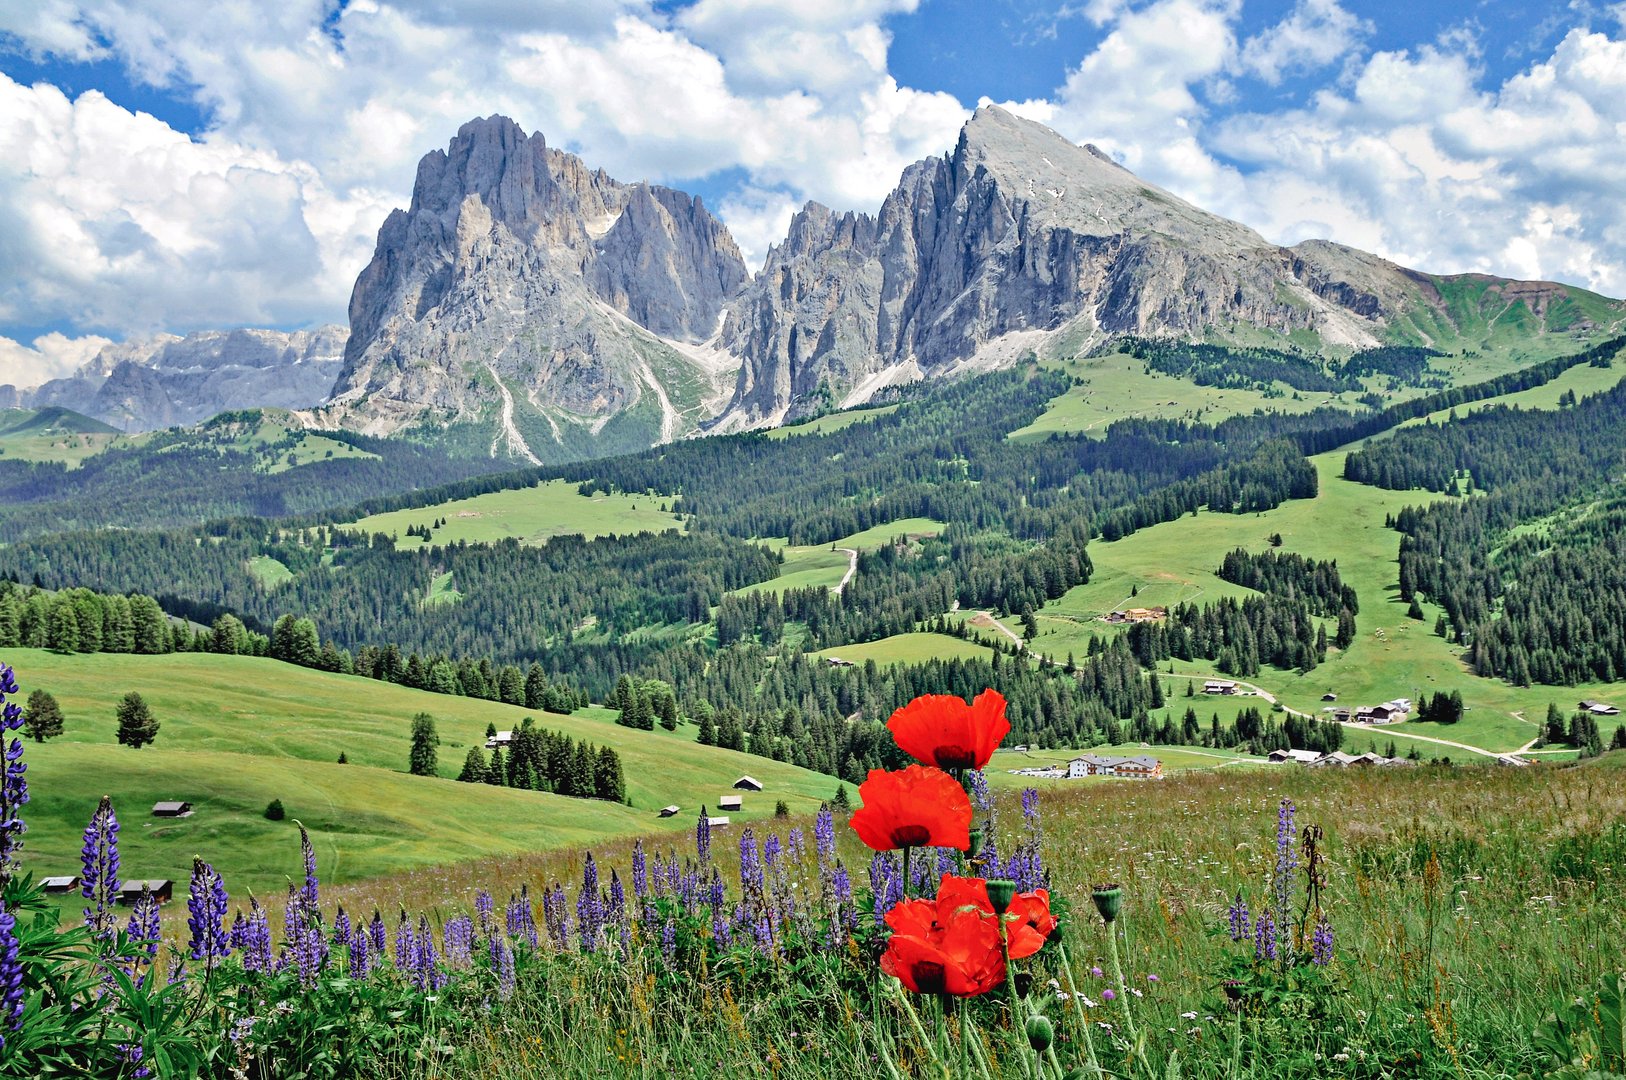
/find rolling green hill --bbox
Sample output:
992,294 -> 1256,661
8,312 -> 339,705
5,649 -> 840,898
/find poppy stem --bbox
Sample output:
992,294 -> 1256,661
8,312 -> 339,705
1000,919 -> 1037,1080
1057,942 -> 1104,1077
893,982 -> 951,1080
902,845 -> 913,900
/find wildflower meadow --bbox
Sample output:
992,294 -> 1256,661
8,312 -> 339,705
0,661 -> 1622,1078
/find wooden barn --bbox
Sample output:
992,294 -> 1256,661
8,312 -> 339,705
718,795 -> 743,812
151,801 -> 193,818
732,776 -> 763,791
116,880 -> 174,904
657,805 -> 681,818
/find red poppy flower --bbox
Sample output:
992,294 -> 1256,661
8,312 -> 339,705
850,766 -> 972,852
1003,889 -> 1059,959
933,874 -> 1058,959
887,689 -> 1010,771
880,903 -> 1006,997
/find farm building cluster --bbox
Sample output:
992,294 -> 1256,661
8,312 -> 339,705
1324,698 -> 1413,724
656,775 -> 762,826
1269,749 -> 1416,768
1008,753 -> 1165,781
1099,607 -> 1167,625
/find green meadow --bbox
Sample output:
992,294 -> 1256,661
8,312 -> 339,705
341,478 -> 685,550
736,517 -> 948,595
1008,351 -> 1353,442
4,649 -> 840,899
763,404 -> 899,438
808,631 -> 996,668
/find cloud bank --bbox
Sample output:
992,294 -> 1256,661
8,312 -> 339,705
1,0 -> 1623,378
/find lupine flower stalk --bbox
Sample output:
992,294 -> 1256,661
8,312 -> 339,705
0,665 -> 28,887
0,909 -> 23,1047
185,857 -> 232,967
81,795 -> 121,944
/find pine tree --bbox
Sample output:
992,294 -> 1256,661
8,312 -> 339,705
457,745 -> 490,783
594,746 -> 626,802
408,712 -> 439,777
115,692 -> 159,749
486,746 -> 506,786
1611,725 -> 1626,751
22,689 -> 64,742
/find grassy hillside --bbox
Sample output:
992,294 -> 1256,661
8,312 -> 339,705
0,406 -> 123,465
4,649 -> 840,898
1009,351 -> 1353,441
341,478 -> 684,550
737,517 -> 948,596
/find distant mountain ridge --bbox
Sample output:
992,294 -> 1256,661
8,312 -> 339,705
16,108 -> 1617,455
316,107 -> 1623,458
6,327 -> 347,433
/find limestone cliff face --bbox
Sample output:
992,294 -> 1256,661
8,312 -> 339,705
323,116 -> 747,461
325,108 -> 1620,452
711,105 -> 1428,427
22,327 -> 346,432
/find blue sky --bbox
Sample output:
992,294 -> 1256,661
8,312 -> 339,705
2,0 -> 1624,385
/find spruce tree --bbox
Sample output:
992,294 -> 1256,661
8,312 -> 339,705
22,689 -> 64,742
457,745 -> 490,783
115,692 -> 159,749
408,712 -> 439,777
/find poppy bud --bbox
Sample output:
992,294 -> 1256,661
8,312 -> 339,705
967,827 -> 984,859
986,878 -> 1017,914
1026,1014 -> 1054,1052
1091,883 -> 1122,924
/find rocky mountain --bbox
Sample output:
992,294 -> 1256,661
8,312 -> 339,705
316,116 -> 747,462
322,107 -> 1623,455
14,327 -> 347,432
711,106 -> 1615,427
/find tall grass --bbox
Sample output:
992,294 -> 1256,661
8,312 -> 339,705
436,761 -> 1623,1078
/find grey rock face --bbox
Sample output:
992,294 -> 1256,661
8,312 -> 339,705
22,326 -> 347,432
327,107 -> 1621,450
713,105 -> 1421,427
324,116 -> 748,459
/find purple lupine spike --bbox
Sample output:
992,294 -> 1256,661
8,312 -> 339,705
369,910 -> 387,956
228,911 -> 247,953
814,808 -> 835,864
665,854 -> 680,894
1273,799 -> 1298,958
540,886 -> 567,951
394,911 -> 415,970
661,918 -> 677,963
185,857 -> 231,964
968,769 -> 991,812
80,795 -> 121,944
1253,908 -> 1277,963
576,856 -> 604,953
738,829 -> 762,894
283,885 -> 300,953
1021,787 -> 1041,830
296,925 -> 324,989
763,833 -> 781,873
494,935 -> 516,1000
0,909 -> 22,1044
867,853 -> 893,927
332,906 -> 352,949
696,811 -> 712,863
1227,893 -> 1251,942
127,888 -> 161,963
0,665 -> 29,888
241,898 -> 272,974
349,925 -> 371,980
710,902 -> 731,949
609,869 -> 625,918
413,914 -> 443,992
787,827 -> 805,867
649,854 -> 665,897
1311,916 -> 1335,966
299,824 -> 320,918
632,840 -> 647,899
507,888 -> 539,951
443,915 -> 474,968
474,891 -> 494,937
